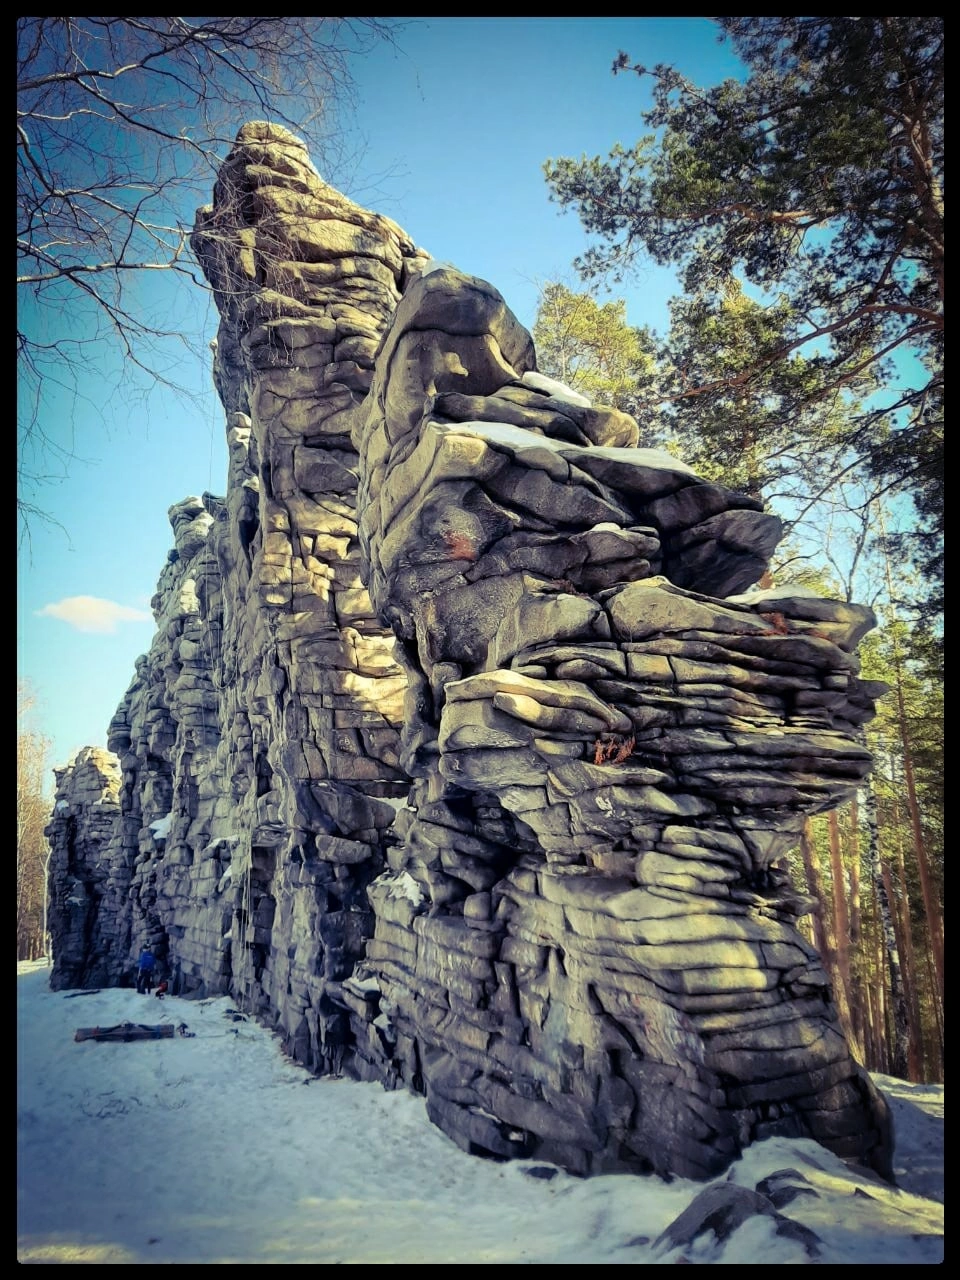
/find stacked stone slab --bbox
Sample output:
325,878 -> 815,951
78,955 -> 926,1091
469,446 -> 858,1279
183,122 -> 430,1048
46,748 -> 123,989
343,266 -> 892,1178
47,122 -> 429,1075
45,123 -> 892,1184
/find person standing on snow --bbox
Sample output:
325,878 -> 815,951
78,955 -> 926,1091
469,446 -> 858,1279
136,946 -> 157,994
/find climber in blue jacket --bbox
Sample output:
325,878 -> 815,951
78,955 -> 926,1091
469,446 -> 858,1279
136,946 -> 156,994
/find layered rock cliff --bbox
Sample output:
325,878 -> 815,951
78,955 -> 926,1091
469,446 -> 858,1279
46,122 -> 892,1183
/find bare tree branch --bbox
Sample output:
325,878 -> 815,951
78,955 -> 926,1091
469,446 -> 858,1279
17,16 -> 400,536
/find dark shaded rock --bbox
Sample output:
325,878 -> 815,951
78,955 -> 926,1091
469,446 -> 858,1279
754,1168 -> 821,1209
653,1182 -> 822,1259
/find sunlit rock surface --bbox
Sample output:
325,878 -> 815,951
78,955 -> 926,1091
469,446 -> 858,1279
46,122 -> 892,1183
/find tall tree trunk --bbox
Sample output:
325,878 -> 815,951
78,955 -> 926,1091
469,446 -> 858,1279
880,859 -> 922,1080
800,818 -> 831,960
896,720 -> 944,1008
827,809 -> 862,1059
875,925 -> 889,1074
922,936 -> 945,1081
864,983 -> 878,1071
879,516 -> 944,1007
879,793 -> 925,1079
889,814 -> 927,1078
847,798 -> 864,1047
862,780 -> 911,1078
42,846 -> 51,960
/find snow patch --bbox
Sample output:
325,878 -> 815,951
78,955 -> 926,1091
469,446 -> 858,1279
379,796 -> 410,813
380,871 -> 425,906
149,814 -> 172,840
521,370 -> 592,407
344,974 -> 382,997
444,419 -> 699,477
202,836 -> 237,858
418,259 -> 457,277
727,585 -> 824,605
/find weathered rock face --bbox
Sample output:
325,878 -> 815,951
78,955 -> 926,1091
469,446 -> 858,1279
46,122 -> 892,1183
47,748 -> 123,990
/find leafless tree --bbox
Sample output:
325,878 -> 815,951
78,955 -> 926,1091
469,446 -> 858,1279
17,683 -> 52,960
17,16 -> 399,540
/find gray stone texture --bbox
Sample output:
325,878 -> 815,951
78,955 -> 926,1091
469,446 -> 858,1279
46,122 -> 892,1185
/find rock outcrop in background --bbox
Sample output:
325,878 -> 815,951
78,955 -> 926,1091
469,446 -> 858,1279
46,122 -> 892,1183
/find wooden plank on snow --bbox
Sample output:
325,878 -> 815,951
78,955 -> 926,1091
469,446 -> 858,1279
74,1022 -> 176,1043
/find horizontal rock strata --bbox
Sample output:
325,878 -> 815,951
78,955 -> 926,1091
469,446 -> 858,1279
46,123 -> 892,1184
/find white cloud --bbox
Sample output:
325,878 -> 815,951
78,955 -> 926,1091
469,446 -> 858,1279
35,595 -> 153,634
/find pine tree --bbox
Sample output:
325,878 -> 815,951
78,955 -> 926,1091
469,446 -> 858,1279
544,18 -> 943,626
531,282 -> 658,424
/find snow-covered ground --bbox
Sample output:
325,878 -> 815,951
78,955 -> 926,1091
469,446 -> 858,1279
17,960 -> 943,1264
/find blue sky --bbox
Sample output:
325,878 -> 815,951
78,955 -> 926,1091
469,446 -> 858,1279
18,18 -> 750,776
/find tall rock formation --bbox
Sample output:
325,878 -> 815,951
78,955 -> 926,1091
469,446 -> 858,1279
46,122 -> 892,1183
